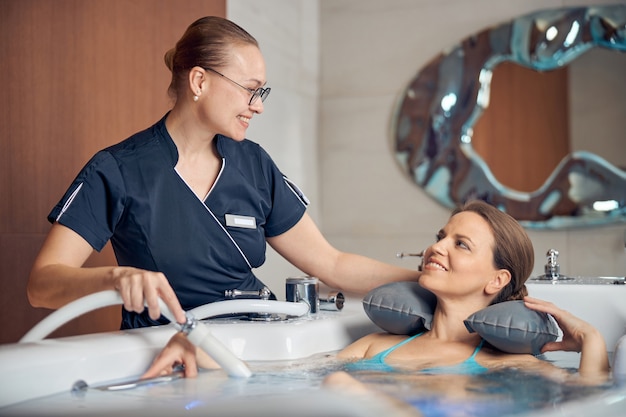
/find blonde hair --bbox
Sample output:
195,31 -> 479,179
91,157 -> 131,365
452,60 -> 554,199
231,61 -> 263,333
164,16 -> 258,100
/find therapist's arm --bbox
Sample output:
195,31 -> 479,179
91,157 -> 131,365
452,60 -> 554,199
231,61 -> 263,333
267,213 -> 420,294
27,223 -> 186,324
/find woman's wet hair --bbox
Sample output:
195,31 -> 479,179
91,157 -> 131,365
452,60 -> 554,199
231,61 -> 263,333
452,200 -> 534,303
164,16 -> 258,100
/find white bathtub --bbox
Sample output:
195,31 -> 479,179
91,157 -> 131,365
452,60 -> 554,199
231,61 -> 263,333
1,285 -> 625,417
0,298 -> 378,409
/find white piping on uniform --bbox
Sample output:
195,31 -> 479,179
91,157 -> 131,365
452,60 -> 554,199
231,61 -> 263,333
175,159 -> 252,270
283,176 -> 309,207
55,182 -> 84,222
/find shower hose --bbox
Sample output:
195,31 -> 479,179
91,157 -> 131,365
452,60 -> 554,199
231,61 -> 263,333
19,290 -> 310,378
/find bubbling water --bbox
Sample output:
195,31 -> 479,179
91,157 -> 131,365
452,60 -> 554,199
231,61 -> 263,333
240,352 -> 615,417
3,351 -> 617,417
346,367 -> 612,417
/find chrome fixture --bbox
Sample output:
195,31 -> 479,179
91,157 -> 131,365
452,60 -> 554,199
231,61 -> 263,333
319,291 -> 345,311
285,276 -> 319,314
545,249 -> 560,280
534,249 -> 573,281
396,251 -> 424,259
397,250 -> 424,271
75,367 -> 186,392
224,287 -> 276,320
225,287 -> 271,300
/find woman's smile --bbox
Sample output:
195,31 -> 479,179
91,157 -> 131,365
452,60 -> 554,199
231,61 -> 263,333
424,258 -> 447,272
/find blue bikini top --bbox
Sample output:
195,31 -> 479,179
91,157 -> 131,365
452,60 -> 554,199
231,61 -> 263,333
346,332 -> 488,374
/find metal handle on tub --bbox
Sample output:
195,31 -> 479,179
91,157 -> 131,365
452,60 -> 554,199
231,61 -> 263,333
225,287 -> 271,300
396,250 -> 425,271
319,291 -> 345,311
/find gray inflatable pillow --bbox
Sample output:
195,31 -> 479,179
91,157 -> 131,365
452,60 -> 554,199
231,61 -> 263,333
464,301 -> 559,355
362,281 -> 558,355
362,281 -> 437,334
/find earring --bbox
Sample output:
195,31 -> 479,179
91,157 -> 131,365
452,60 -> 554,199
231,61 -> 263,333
193,95 -> 199,102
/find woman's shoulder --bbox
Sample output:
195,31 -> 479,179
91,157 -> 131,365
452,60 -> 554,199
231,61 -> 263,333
338,333 -> 409,359
105,124 -> 162,154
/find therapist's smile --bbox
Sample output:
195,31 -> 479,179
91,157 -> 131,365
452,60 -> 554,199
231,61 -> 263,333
237,115 -> 251,126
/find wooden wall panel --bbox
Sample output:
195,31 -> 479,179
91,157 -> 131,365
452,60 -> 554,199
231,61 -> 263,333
472,62 -> 570,192
0,0 -> 225,343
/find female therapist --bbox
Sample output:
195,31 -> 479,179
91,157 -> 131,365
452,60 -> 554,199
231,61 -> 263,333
27,16 -> 420,330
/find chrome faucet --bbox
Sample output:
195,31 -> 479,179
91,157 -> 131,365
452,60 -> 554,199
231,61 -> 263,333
285,277 -> 319,314
534,248 -> 572,281
544,249 -> 560,280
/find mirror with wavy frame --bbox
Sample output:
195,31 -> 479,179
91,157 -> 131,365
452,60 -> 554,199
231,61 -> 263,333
393,4 -> 625,229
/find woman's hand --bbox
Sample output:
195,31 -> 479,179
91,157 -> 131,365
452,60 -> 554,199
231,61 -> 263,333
523,296 -> 603,353
141,333 -> 222,379
112,266 -> 187,325
523,296 -> 592,352
523,296 -> 609,377
142,333 -> 197,378
27,223 -> 186,326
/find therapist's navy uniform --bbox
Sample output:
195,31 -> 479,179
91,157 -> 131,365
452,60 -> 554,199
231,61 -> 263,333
48,114 -> 308,329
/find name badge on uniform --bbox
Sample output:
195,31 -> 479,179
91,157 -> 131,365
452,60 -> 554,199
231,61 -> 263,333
225,214 -> 257,229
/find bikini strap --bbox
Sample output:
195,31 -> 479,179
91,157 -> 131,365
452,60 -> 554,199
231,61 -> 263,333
468,338 -> 485,360
380,332 -> 423,360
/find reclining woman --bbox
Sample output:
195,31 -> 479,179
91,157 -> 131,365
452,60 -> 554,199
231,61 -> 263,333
326,200 -> 609,387
144,200 -> 610,382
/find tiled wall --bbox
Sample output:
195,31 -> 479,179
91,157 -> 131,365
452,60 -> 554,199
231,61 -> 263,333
228,1 -> 322,296
229,0 -> 625,297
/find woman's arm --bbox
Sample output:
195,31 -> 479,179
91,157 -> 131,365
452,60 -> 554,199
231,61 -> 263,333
523,297 -> 610,378
27,223 -> 186,323
267,213 -> 420,294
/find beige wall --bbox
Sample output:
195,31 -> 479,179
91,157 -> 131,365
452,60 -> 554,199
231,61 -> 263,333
569,48 -> 626,170
317,0 -> 626,279
228,1 -> 322,297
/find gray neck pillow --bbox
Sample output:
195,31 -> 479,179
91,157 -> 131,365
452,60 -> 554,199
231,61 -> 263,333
362,281 -> 558,355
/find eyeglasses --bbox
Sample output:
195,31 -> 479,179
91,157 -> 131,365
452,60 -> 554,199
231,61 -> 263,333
204,67 -> 271,105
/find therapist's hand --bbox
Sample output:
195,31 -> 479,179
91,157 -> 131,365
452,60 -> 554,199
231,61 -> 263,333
141,333 -> 221,379
111,266 -> 187,324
